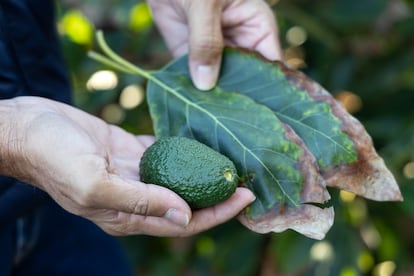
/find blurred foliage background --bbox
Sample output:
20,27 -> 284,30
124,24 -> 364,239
56,0 -> 414,275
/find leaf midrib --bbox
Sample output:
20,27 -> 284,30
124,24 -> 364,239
150,72 -> 300,207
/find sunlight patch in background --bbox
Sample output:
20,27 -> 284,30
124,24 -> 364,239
357,251 -> 375,273
102,103 -> 125,124
120,85 -> 145,109
59,10 -> 93,45
335,91 -> 363,114
284,25 -> 308,69
403,161 -> 414,179
373,261 -> 396,276
286,26 -> 308,46
129,2 -> 152,31
196,236 -> 215,257
360,224 -> 381,250
310,241 -> 334,261
86,70 -> 118,91
340,190 -> 356,203
284,46 -> 306,69
348,199 -> 367,226
340,267 -> 358,276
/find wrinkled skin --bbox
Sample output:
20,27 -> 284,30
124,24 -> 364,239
0,0 -> 281,237
0,97 -> 255,236
148,0 -> 282,90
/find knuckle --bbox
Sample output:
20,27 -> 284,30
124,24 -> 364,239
133,197 -> 150,216
188,0 -> 221,12
76,190 -> 94,208
95,213 -> 146,236
75,179 -> 105,208
191,36 -> 224,59
100,226 -> 124,236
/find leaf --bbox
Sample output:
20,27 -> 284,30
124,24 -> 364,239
146,70 -> 334,239
163,48 -> 402,202
221,49 -> 402,202
90,32 -> 401,240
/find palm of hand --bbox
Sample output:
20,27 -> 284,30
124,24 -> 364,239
19,98 -> 254,236
21,100 -> 162,233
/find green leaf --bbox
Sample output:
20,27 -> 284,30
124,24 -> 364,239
162,48 -> 402,202
90,32 -> 401,239
166,49 -> 358,168
147,71 -> 309,213
146,54 -> 334,240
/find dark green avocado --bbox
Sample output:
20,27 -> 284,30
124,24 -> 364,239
139,136 -> 238,209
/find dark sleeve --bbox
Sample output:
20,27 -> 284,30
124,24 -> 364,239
0,0 -> 72,222
0,0 -> 72,103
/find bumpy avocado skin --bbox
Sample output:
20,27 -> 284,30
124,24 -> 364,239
139,136 -> 238,209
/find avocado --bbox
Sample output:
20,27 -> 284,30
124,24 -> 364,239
139,136 -> 238,209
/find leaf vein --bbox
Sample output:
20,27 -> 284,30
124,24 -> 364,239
152,74 -> 299,206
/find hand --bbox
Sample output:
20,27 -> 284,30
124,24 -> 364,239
1,97 -> 255,236
148,0 -> 282,90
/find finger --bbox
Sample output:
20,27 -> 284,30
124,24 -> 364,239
221,0 -> 282,61
186,0 -> 224,91
147,0 -> 189,57
136,135 -> 156,148
89,175 -> 192,227
185,187 -> 255,234
252,12 -> 282,61
141,187 -> 255,236
96,187 -> 255,236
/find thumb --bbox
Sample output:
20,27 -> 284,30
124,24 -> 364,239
186,1 -> 224,91
92,175 -> 191,227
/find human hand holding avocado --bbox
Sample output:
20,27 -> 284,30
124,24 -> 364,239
0,97 -> 255,236
0,0 -> 278,237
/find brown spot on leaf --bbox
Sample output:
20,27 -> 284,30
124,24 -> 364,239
238,122 -> 334,240
280,62 -> 403,202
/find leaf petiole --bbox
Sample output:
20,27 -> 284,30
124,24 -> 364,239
89,30 -> 152,80
87,51 -> 135,74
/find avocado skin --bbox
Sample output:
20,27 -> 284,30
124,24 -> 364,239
139,136 -> 238,209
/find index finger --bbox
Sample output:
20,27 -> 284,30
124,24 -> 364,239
106,187 -> 255,237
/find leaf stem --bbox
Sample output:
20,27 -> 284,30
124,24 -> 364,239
94,30 -> 152,79
87,51 -> 136,74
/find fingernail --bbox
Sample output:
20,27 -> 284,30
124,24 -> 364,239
250,194 -> 257,203
247,191 -> 256,203
238,187 -> 256,203
165,208 -> 190,227
250,193 -> 256,202
193,65 -> 218,91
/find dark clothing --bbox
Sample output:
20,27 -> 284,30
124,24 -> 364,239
0,1 -> 132,274
0,0 -> 71,224
0,200 -> 132,276
0,0 -> 72,102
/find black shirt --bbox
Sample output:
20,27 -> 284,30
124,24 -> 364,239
0,0 -> 72,223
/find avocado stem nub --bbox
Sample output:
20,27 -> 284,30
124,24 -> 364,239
224,170 -> 234,182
